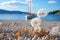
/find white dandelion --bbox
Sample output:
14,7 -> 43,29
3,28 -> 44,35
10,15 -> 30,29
50,26 -> 60,36
31,18 -> 41,31
37,8 -> 48,18
31,18 -> 41,27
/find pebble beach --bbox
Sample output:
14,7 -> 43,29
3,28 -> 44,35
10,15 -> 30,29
0,20 -> 60,40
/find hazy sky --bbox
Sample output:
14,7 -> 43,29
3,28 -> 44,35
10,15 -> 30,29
0,0 -> 60,13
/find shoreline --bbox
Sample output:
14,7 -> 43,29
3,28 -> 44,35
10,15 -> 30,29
0,20 -> 60,30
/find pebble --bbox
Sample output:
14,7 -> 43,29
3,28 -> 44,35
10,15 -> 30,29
24,37 -> 27,40
32,35 -> 37,40
37,37 -> 41,40
17,37 -> 24,40
55,38 -> 60,40
27,38 -> 32,40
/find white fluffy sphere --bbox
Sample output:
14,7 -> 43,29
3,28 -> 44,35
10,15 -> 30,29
31,18 -> 41,31
31,18 -> 41,27
37,8 -> 48,18
50,26 -> 60,36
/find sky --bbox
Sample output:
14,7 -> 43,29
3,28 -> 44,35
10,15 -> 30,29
0,0 -> 60,13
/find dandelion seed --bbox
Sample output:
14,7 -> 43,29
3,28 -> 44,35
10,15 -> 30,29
31,18 -> 41,32
37,8 -> 48,18
50,26 -> 60,36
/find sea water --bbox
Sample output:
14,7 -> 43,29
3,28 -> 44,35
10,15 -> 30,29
0,13 -> 60,21
43,14 -> 60,21
0,13 -> 26,20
